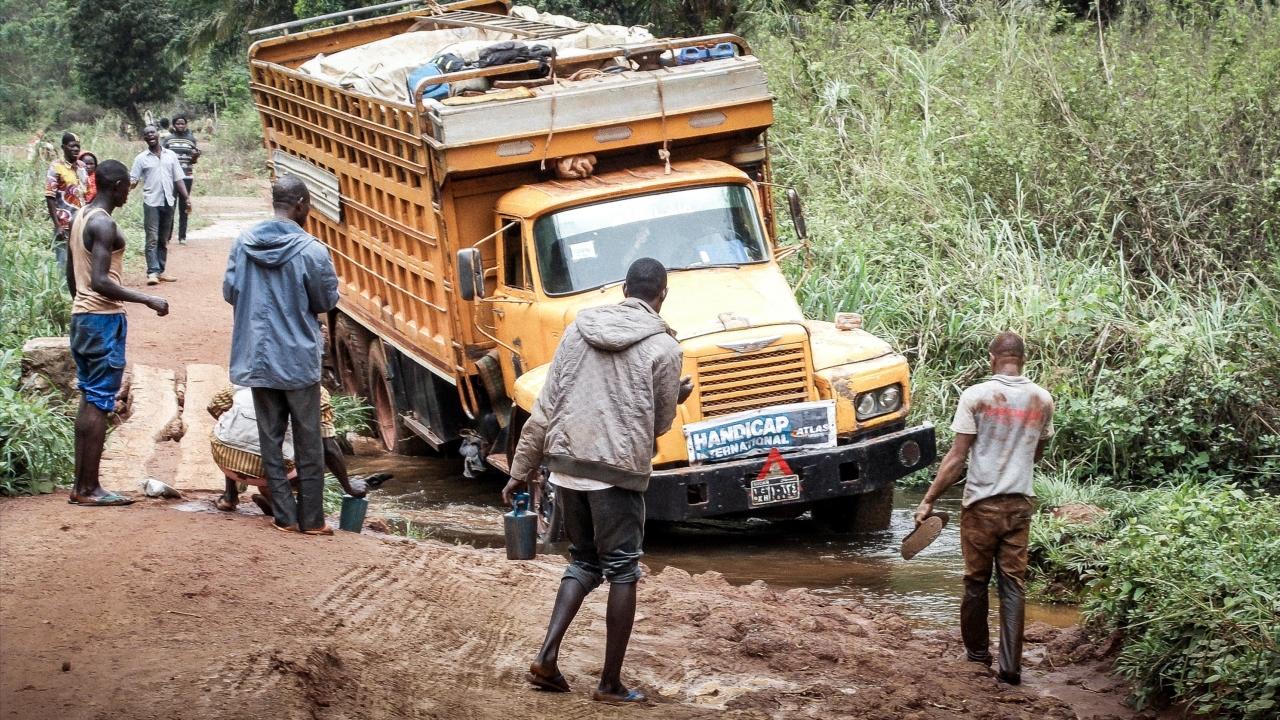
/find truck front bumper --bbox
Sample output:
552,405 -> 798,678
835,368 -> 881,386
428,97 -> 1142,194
643,423 -> 936,522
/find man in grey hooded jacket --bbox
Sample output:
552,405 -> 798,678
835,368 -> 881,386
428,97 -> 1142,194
505,258 -> 690,703
223,175 -> 339,534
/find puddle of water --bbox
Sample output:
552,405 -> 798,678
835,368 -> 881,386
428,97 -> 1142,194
351,455 -> 1079,628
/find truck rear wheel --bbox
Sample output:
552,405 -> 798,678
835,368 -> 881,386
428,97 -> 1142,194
811,484 -> 895,533
334,314 -> 371,399
366,342 -> 424,455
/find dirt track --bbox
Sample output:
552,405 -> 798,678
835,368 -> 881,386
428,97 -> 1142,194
1,493 -> 1143,720
1,193 -> 1148,719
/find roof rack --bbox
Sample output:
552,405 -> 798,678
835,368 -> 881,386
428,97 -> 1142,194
250,0 -> 435,36
419,9 -> 579,38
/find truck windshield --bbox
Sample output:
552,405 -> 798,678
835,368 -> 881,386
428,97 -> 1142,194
533,184 -> 769,295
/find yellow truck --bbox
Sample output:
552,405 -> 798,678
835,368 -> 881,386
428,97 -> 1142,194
248,0 -> 935,531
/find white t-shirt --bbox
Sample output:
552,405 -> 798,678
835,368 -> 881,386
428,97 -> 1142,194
951,375 -> 1054,507
548,471 -> 610,492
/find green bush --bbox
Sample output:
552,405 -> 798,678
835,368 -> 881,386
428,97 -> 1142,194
755,2 -> 1280,489
0,156 -> 75,494
1083,484 -> 1280,718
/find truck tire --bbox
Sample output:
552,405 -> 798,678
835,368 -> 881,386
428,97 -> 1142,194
811,484 -> 895,533
334,314 -> 371,400
366,342 -> 425,455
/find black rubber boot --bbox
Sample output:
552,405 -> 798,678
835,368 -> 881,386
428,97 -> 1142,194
995,570 -> 1025,683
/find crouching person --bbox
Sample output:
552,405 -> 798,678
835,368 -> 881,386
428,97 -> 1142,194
504,258 -> 691,703
208,385 -> 368,515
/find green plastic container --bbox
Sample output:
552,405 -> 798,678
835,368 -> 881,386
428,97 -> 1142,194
339,494 -> 368,533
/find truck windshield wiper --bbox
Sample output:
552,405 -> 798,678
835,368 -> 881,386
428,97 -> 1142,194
669,263 -> 741,272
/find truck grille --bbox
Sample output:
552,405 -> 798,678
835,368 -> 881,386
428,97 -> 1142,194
696,343 -> 812,417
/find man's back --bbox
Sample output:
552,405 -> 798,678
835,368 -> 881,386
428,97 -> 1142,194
223,218 -> 338,390
952,375 -> 1054,505
510,297 -> 682,493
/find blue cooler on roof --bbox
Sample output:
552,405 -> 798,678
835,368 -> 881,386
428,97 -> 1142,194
407,63 -> 450,101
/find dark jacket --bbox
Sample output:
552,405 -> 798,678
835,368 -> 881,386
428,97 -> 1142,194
509,297 -> 683,492
223,218 -> 339,390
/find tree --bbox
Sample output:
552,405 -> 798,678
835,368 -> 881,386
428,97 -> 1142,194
71,0 -> 185,130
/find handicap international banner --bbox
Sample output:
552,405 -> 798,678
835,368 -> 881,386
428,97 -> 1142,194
684,400 -> 836,463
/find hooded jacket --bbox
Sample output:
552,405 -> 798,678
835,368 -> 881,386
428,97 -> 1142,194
223,218 -> 339,390
509,297 -> 683,493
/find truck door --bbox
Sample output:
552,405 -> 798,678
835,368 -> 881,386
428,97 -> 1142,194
491,218 -> 536,386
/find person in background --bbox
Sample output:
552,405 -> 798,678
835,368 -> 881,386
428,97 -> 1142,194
79,151 -> 98,202
65,160 -> 170,506
223,175 -> 340,535
130,125 -> 191,285
208,384 -> 382,514
44,131 -> 89,271
505,258 -> 691,704
163,115 -> 200,244
914,331 -> 1055,686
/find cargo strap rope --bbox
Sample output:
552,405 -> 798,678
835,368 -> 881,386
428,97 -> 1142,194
539,64 -> 559,171
655,73 -> 671,174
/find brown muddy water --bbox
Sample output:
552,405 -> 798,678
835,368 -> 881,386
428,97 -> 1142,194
349,454 -> 1080,628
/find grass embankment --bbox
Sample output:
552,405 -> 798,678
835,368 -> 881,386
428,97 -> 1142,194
0,113 -> 268,494
756,3 -> 1278,716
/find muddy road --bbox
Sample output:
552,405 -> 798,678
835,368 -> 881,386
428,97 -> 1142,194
348,454 -> 1079,628
1,493 -> 1141,720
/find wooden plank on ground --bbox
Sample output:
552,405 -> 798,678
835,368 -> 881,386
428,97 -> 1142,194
100,364 -> 176,491
173,364 -> 230,492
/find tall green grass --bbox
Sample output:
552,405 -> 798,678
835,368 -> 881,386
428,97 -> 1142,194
755,2 -> 1280,489
0,154 -> 75,493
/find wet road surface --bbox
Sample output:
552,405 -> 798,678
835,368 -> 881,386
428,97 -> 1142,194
350,454 -> 1079,627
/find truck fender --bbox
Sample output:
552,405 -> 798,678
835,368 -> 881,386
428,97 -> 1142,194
512,362 -> 551,413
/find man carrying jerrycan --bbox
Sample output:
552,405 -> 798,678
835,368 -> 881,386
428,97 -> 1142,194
503,258 -> 692,704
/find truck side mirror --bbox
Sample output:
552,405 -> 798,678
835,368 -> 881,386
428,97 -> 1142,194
787,188 -> 808,242
457,248 -> 486,301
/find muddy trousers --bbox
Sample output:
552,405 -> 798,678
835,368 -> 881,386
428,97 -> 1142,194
251,385 -> 325,531
960,494 -> 1033,679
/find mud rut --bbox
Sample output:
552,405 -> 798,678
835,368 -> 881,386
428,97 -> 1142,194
0,194 -> 1150,720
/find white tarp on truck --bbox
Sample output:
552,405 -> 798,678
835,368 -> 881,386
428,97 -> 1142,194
297,5 -> 653,103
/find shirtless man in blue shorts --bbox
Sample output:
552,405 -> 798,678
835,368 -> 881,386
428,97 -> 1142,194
65,159 -> 170,506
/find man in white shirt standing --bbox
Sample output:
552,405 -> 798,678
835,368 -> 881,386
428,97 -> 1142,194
915,331 -> 1055,686
130,125 -> 192,285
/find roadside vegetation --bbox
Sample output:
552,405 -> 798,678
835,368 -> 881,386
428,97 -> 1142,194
0,157 -> 74,493
755,2 -> 1279,716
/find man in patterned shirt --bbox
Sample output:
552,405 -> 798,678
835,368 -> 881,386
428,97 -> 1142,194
44,131 -> 89,271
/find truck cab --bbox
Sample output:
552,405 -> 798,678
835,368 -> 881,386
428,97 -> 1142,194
466,159 -> 935,527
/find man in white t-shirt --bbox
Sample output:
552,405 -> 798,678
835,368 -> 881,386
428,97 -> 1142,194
914,332 -> 1054,685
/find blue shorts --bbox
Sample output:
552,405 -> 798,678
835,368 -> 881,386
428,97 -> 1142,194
70,313 -> 127,412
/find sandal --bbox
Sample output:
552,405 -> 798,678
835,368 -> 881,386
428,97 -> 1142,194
591,688 -> 648,704
526,664 -> 571,693
302,524 -> 334,536
69,493 -> 135,507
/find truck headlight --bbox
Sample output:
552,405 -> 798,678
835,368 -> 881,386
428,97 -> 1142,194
855,384 -> 903,420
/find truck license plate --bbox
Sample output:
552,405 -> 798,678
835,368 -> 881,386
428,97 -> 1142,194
750,474 -> 801,507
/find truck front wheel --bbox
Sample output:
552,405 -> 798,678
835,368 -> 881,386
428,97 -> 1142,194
811,484 -> 895,533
